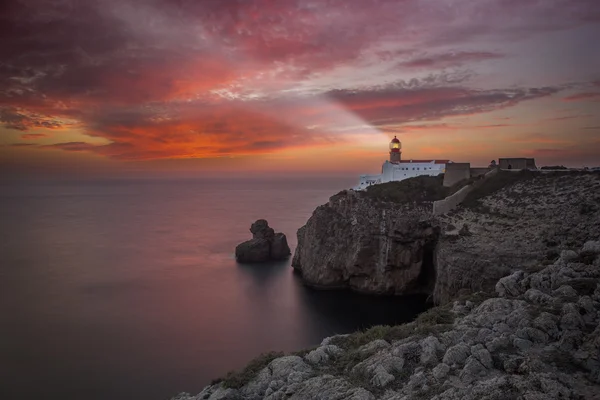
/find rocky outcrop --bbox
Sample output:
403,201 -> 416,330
175,241 -> 600,400
434,172 -> 600,304
292,189 -> 439,295
235,220 -> 291,263
293,171 -> 600,301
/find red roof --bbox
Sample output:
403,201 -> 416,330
395,160 -> 450,164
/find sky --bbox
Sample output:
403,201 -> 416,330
1,0 -> 599,178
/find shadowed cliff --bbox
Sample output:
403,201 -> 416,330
292,171 -> 600,304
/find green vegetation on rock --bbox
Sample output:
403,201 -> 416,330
220,351 -> 285,389
361,175 -> 448,204
330,305 -> 455,351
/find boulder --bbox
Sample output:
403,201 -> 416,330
271,233 -> 291,260
234,238 -> 270,263
235,219 -> 291,263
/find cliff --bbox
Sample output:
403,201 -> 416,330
434,171 -> 600,304
293,171 -> 600,304
291,176 -> 452,295
175,240 -> 600,400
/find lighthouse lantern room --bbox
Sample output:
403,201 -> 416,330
389,136 -> 402,163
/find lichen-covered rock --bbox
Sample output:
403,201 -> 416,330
304,345 -> 343,365
496,271 -> 526,298
582,240 -> 600,255
432,363 -> 450,381
351,351 -> 404,388
442,343 -> 471,366
358,339 -> 390,356
420,335 -> 443,366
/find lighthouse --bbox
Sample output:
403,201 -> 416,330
353,136 -> 451,190
389,136 -> 401,163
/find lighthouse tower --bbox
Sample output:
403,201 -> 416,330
389,136 -> 402,163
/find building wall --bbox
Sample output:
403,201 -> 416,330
470,168 -> 490,178
498,158 -> 536,170
443,163 -> 471,187
355,161 -> 445,190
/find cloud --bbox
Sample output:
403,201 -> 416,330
399,52 -> 504,69
5,143 -> 36,147
21,133 -> 49,139
545,114 -> 592,121
0,107 -> 64,131
506,134 -> 570,145
14,80 -> 562,161
562,92 -> 600,101
1,0 -> 598,167
41,142 -> 99,152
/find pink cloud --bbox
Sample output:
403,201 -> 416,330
562,92 -> 600,102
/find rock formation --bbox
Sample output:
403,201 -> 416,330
293,171 -> 600,301
175,240 -> 600,400
235,219 -> 291,263
292,189 -> 439,295
434,171 -> 600,304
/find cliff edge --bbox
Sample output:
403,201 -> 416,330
293,171 -> 600,304
291,176 -> 450,295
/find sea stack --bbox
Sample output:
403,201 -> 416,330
235,219 -> 291,263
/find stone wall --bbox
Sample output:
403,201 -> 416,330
469,167 -> 489,177
499,158 -> 536,170
443,163 -> 471,187
433,168 -> 498,216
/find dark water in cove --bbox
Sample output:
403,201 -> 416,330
0,177 -> 428,400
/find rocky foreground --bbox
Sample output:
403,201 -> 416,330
174,171 -> 600,400
176,242 -> 600,399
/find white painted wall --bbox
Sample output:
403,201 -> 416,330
354,161 -> 446,190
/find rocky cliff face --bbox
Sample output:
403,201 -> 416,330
293,171 -> 600,302
176,241 -> 600,400
292,189 -> 439,295
434,172 -> 600,304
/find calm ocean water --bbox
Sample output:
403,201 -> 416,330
0,177 -> 428,400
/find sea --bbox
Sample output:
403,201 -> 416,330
0,176 -> 428,400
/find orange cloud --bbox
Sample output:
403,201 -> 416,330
21,133 -> 49,139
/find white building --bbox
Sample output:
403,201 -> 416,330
354,136 -> 451,190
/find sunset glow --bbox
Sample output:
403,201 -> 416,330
1,0 -> 599,177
